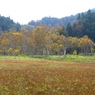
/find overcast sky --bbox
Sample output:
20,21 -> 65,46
0,0 -> 95,24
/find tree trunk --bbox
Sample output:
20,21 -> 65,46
47,48 -> 49,56
64,48 -> 66,56
42,47 -> 45,55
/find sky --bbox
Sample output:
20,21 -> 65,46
0,0 -> 95,24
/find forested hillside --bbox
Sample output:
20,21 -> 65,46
28,8 -> 95,28
0,15 -> 21,32
66,9 -> 95,42
28,15 -> 77,27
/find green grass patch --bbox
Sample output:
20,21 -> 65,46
30,54 -> 95,62
0,54 -> 95,62
57,55 -> 95,62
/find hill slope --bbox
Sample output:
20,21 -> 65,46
0,16 -> 21,32
28,15 -> 77,27
66,9 -> 95,42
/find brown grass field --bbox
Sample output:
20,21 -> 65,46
0,59 -> 95,95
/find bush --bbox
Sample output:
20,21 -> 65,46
73,50 -> 77,55
13,49 -> 20,55
0,50 -> 3,54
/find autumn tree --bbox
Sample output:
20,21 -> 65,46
0,32 -> 21,55
30,26 -> 47,55
0,25 -> 95,56
68,37 -> 80,54
79,35 -> 95,54
57,26 -> 67,36
59,35 -> 70,56
0,33 -> 10,55
19,31 -> 29,54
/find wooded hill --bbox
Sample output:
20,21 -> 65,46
28,15 -> 77,27
66,9 -> 95,42
0,16 -> 21,32
28,8 -> 95,42
28,8 -> 95,27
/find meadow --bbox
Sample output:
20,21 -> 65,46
0,55 -> 95,95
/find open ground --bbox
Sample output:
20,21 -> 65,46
0,55 -> 95,95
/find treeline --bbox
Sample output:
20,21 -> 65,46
0,15 -> 21,32
0,25 -> 94,56
28,8 -> 95,28
1,8 -> 95,43
28,9 -> 95,42
28,15 -> 77,27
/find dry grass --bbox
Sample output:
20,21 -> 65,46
0,59 -> 95,95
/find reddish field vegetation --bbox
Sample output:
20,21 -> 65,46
0,59 -> 95,95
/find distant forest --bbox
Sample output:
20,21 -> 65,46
0,8 -> 95,55
0,16 -> 21,32
28,8 -> 95,42
28,15 -> 77,27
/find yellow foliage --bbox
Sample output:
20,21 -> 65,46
73,50 -> 77,55
35,26 -> 41,32
8,48 -> 20,55
0,50 -> 3,53
13,49 -> 20,55
58,26 -> 63,31
10,32 -> 22,42
8,48 -> 14,54
59,44 -> 63,49
1,39 -> 10,45
53,43 -> 59,52
11,32 -> 22,37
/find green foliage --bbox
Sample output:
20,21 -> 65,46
73,50 -> 77,55
67,9 -> 95,42
0,54 -> 95,62
91,48 -> 95,53
28,15 -> 77,27
46,55 -> 95,62
0,16 -> 21,32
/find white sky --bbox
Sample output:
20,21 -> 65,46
0,0 -> 95,24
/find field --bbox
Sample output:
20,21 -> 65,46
0,55 -> 95,95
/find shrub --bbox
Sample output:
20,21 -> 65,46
13,49 -> 20,55
73,50 -> 77,55
0,50 -> 3,54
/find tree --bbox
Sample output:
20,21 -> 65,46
33,26 -> 47,55
79,36 -> 94,54
57,26 -> 67,36
59,35 -> 70,56
0,16 -> 21,32
70,9 -> 95,42
0,33 -> 10,55
68,37 -> 80,54
66,23 -> 73,36
77,13 -> 81,20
